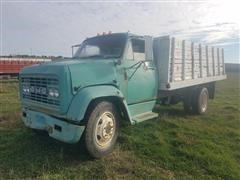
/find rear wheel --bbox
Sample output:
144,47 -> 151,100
84,101 -> 119,158
192,87 -> 209,114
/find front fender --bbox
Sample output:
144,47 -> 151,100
66,85 -> 132,123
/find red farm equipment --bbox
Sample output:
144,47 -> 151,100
0,58 -> 51,78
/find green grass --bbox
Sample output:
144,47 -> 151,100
0,73 -> 239,179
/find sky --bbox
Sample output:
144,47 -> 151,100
1,0 -> 239,63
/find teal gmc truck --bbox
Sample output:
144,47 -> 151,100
19,32 -> 226,158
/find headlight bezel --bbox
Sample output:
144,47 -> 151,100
48,88 -> 60,98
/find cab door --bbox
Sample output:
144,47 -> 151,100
123,37 -> 157,104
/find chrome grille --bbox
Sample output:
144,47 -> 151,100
21,76 -> 60,106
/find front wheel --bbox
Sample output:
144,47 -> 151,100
84,101 -> 119,158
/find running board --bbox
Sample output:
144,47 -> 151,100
132,112 -> 158,123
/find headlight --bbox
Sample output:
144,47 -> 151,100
48,88 -> 59,98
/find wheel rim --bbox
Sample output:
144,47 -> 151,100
95,111 -> 115,147
201,91 -> 208,112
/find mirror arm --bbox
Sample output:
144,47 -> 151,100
114,59 -> 121,66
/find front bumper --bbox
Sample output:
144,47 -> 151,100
22,109 -> 85,143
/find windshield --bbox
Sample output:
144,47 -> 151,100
73,34 -> 127,59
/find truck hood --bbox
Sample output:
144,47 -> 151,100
20,59 -> 70,76
20,58 -> 117,91
19,58 -> 118,115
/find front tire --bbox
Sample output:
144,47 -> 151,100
84,101 -> 119,158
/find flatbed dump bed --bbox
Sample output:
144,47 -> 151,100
154,36 -> 226,90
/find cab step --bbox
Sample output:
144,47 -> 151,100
132,111 -> 158,123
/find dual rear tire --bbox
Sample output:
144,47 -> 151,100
183,87 -> 209,114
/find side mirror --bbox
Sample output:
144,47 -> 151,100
71,43 -> 82,57
143,60 -> 155,70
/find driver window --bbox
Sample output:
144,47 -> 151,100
127,39 -> 145,61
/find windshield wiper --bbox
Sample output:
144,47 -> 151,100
103,55 -> 119,58
79,54 -> 104,59
79,54 -> 119,59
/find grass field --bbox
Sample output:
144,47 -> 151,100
0,73 -> 239,179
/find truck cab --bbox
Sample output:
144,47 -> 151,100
70,33 -> 158,122
19,32 -> 226,158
